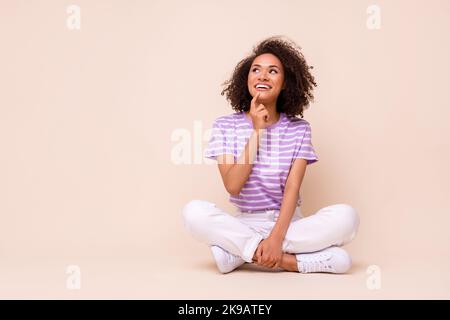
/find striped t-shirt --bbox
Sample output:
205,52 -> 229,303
204,111 -> 318,212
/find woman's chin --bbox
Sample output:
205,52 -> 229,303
253,91 -> 271,98
253,93 -> 276,102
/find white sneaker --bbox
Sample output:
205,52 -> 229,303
210,246 -> 245,274
296,246 -> 352,274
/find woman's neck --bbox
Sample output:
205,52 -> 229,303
265,104 -> 280,123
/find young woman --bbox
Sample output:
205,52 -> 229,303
182,36 -> 359,274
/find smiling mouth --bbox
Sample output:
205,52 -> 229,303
255,84 -> 272,91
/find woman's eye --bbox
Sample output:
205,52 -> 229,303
252,68 -> 278,74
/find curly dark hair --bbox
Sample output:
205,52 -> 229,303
221,36 -> 317,118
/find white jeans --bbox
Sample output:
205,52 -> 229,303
182,200 -> 360,263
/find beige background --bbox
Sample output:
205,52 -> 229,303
0,0 -> 449,299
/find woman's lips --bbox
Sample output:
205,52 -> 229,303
255,83 -> 272,91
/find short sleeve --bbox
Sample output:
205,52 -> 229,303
293,123 -> 318,165
204,119 -> 235,161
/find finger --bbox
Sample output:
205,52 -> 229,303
256,108 -> 268,117
256,103 -> 266,111
256,247 -> 262,264
260,111 -> 269,122
258,254 -> 264,265
256,108 -> 267,116
251,92 -> 261,108
270,259 -> 277,268
257,244 -> 263,256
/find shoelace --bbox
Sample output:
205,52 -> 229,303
298,251 -> 335,273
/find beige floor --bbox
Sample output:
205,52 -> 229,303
1,246 -> 449,299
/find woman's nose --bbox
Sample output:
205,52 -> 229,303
258,72 -> 268,81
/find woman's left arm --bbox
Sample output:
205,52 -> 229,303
270,158 -> 308,241
255,158 -> 308,268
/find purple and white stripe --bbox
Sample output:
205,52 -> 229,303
204,111 -> 318,212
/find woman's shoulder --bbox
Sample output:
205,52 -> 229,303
213,112 -> 245,127
284,114 -> 312,130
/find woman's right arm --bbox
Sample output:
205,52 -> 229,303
217,92 -> 269,196
217,129 -> 261,196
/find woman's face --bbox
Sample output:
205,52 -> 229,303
247,53 -> 285,104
